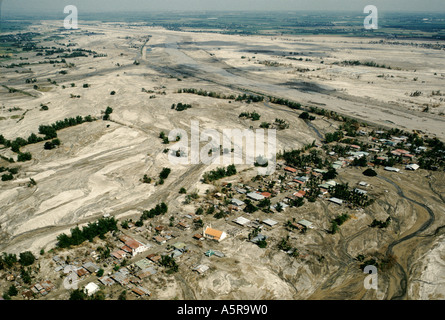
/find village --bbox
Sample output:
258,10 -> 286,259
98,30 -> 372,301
1,118 -> 440,300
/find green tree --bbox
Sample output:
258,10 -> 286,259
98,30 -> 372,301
257,239 -> 267,248
19,251 -> 36,266
118,290 -> 127,300
97,268 -> 104,277
70,289 -> 87,300
159,167 -> 171,180
8,285 -> 18,297
20,267 -> 32,284
17,152 -> 32,162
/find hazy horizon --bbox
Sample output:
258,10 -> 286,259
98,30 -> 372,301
2,0 -> 445,17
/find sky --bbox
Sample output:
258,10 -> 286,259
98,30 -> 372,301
2,0 -> 445,15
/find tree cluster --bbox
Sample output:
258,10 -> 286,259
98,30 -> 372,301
56,217 -> 118,248
202,164 -> 237,183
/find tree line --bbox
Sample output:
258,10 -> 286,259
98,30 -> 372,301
202,164 -> 237,183
56,217 -> 118,249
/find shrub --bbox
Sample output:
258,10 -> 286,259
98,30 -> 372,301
1,174 -> 14,181
8,285 -> 18,297
363,168 -> 377,177
159,168 -> 171,180
17,152 -> 32,162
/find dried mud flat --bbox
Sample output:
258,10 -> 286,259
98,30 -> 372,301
0,21 -> 445,300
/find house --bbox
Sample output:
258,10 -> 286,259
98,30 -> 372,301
147,254 -> 162,263
75,267 -> 89,278
213,251 -> 225,258
250,234 -> 267,244
332,162 -> 343,170
293,190 -> 306,198
262,218 -> 278,227
111,271 -> 130,286
394,148 -> 410,154
155,225 -> 165,232
319,183 -> 331,189
260,192 -> 272,198
329,197 -> 343,205
171,249 -> 183,259
359,181 -> 370,187
85,282 -> 100,296
294,179 -> 305,186
203,226 -> 227,242
193,233 -> 204,240
176,221 -> 190,230
384,166 -> 400,172
184,213 -> 197,220
406,163 -> 420,171
119,235 -> 150,257
135,259 -> 152,270
111,250 -> 128,260
297,219 -> 313,229
290,222 -> 304,231
136,267 -> 157,279
353,188 -> 367,195
246,192 -> 265,201
205,249 -> 215,257
193,264 -> 210,274
132,286 -> 151,297
236,188 -> 247,194
173,242 -> 188,252
233,216 -> 251,226
326,180 -> 337,187
271,202 -> 288,211
153,235 -> 167,244
231,198 -> 245,207
40,280 -> 54,293
284,166 -> 297,173
83,262 -> 100,274
98,276 -> 115,286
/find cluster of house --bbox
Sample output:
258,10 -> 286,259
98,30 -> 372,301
370,134 -> 424,171
21,280 -> 55,299
110,235 -> 150,261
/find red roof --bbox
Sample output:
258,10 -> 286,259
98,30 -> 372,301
76,268 -> 88,277
284,167 -> 297,173
260,192 -> 272,198
125,239 -> 142,250
293,190 -> 306,198
121,245 -> 132,253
